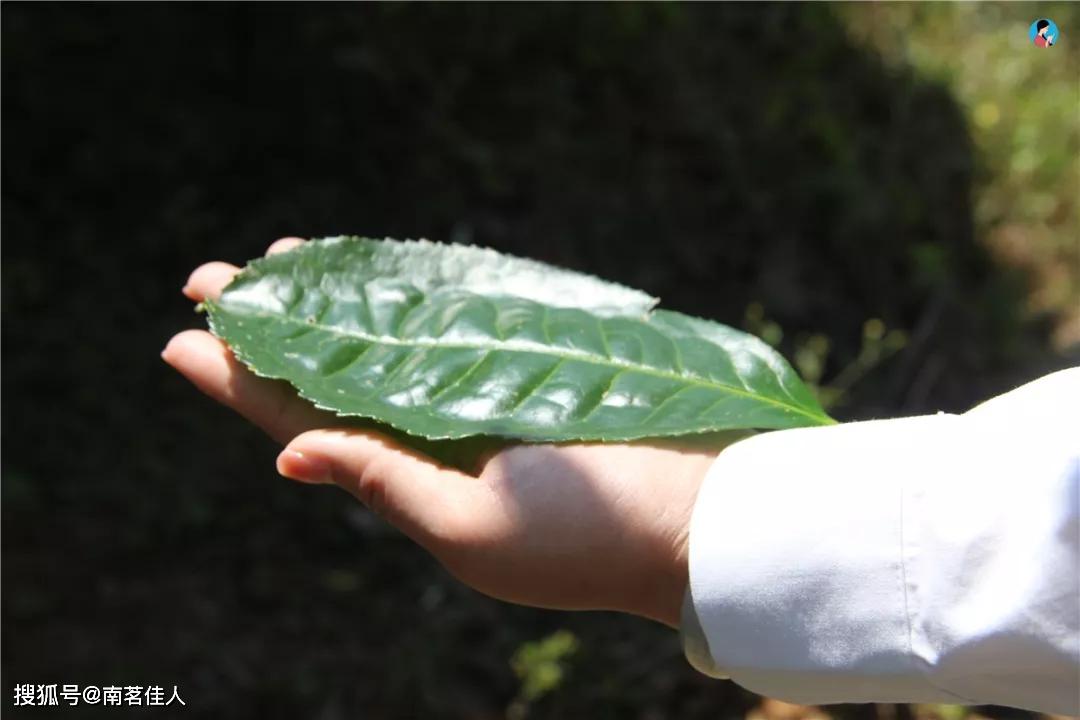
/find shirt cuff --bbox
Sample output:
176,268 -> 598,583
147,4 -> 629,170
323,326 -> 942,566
684,415 -> 968,705
680,583 -> 728,679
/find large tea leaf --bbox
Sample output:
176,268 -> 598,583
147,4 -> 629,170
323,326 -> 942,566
206,237 -> 833,440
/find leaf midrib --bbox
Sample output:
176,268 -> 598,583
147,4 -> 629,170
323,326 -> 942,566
210,301 -> 833,425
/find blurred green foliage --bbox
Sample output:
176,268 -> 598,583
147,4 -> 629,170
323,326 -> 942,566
511,630 -> 580,706
840,3 -> 1080,348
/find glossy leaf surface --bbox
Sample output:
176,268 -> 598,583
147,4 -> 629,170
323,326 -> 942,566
206,237 -> 833,440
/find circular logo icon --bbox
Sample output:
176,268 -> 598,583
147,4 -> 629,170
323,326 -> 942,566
1030,18 -> 1059,47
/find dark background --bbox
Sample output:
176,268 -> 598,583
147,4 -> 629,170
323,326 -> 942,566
3,4 -> 1077,719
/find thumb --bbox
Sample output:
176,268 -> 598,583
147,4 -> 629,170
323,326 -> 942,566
277,429 -> 478,551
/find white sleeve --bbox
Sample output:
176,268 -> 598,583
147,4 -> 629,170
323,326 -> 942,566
685,367 -> 1080,714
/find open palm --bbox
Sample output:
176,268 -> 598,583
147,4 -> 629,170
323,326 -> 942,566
164,238 -> 725,627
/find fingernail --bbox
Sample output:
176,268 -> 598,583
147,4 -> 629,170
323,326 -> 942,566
277,449 -> 333,485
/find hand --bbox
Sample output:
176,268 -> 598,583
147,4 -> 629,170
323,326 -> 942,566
163,238 -> 725,627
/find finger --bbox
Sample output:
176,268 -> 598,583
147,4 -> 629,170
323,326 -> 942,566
182,262 -> 240,302
162,329 -> 334,443
181,238 -> 304,302
278,429 -> 480,549
266,237 -> 305,256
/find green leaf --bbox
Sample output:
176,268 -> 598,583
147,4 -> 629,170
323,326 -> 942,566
206,237 -> 833,441
511,630 -> 579,702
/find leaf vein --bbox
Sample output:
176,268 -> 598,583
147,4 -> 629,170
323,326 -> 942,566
219,309 -> 830,423
505,359 -> 564,415
428,351 -> 492,403
575,369 -> 623,423
638,385 -> 694,426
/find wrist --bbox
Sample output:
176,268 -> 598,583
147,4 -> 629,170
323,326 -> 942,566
630,449 -> 714,628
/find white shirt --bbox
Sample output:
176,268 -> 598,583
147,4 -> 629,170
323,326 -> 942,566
685,367 -> 1080,714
